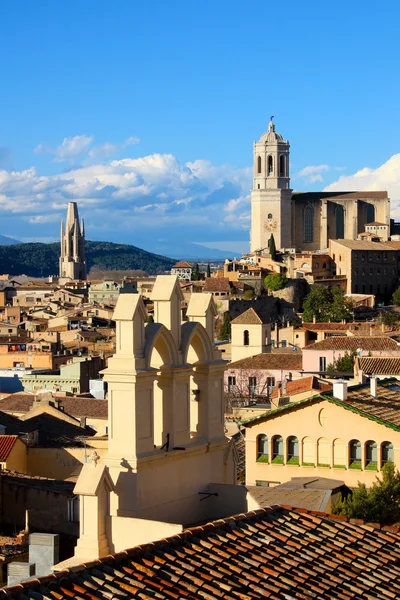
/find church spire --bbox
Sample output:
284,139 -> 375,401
59,202 -> 87,280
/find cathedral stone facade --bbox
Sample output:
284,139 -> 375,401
250,119 -> 390,253
59,201 -> 87,280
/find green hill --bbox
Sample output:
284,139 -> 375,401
0,240 -> 175,277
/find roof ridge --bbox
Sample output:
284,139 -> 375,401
3,503 -> 400,595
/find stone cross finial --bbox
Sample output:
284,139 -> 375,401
90,450 -> 100,466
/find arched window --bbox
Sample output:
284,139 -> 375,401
272,435 -> 284,463
257,434 -> 268,461
243,330 -> 249,346
287,436 -> 299,464
349,439 -> 362,468
381,441 -> 394,467
267,213 -> 273,220
335,205 -> 345,239
268,155 -> 273,175
304,205 -> 314,243
257,156 -> 262,174
365,440 -> 377,469
279,154 -> 285,177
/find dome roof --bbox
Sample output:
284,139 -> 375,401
259,118 -> 285,143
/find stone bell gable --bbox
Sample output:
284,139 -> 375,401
72,275 -> 234,561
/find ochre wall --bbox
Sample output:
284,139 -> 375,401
245,399 -> 400,488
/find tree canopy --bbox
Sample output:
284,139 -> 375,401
269,234 -> 277,261
302,285 -> 352,323
392,286 -> 400,306
327,351 -> 356,373
219,312 -> 231,340
0,240 -> 175,277
332,462 -> 400,525
264,272 -> 287,291
192,263 -> 200,281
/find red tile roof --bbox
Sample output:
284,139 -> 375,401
229,352 -> 303,371
0,394 -> 108,419
5,505 -> 400,599
203,277 -> 231,292
0,436 -> 19,461
304,336 -> 399,351
270,375 -> 332,399
172,261 -> 192,268
357,356 -> 400,375
231,307 -> 263,325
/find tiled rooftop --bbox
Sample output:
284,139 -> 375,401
229,352 -> 303,371
231,308 -> 263,325
270,376 -> 332,399
4,505 -> 400,599
0,393 -> 108,419
357,356 -> 400,375
247,486 -> 332,512
244,378 -> 400,432
303,336 -> 399,352
203,277 -> 231,292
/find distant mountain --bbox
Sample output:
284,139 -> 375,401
144,241 -> 238,260
0,235 -> 21,245
0,240 -> 175,277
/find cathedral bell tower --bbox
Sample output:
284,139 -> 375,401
250,117 -> 292,252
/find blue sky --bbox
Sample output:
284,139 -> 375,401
1,0 -> 400,257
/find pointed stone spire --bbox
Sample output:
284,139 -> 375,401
59,202 -> 87,280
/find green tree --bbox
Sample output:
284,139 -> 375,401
264,272 -> 287,292
192,263 -> 200,281
332,462 -> 400,525
219,312 -> 231,340
243,289 -> 254,300
206,263 -> 211,278
146,314 -> 154,323
379,311 -> 400,329
269,234 -> 277,261
392,286 -> 400,306
327,351 -> 356,372
302,285 -> 352,323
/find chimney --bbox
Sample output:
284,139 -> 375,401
370,376 -> 378,398
313,315 -> 316,324
333,380 -> 348,401
80,416 -> 87,428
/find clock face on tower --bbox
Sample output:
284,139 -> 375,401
264,218 -> 277,232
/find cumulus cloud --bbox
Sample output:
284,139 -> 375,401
0,152 -> 252,247
324,153 -> 400,218
34,135 -> 140,164
294,164 -> 330,183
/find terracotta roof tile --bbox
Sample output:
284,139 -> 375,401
203,277 -> 231,293
5,506 -> 400,599
231,308 -> 263,325
0,435 -> 19,460
229,352 -> 303,371
357,356 -> 400,376
0,394 -> 108,419
172,261 -> 192,268
304,336 -> 399,351
270,376 -> 332,399
244,378 -> 400,432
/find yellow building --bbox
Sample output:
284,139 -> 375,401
244,378 -> 400,488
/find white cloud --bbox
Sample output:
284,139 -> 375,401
34,135 -> 140,164
0,152 -> 251,241
297,165 -> 330,177
324,153 -> 400,217
53,135 -> 94,162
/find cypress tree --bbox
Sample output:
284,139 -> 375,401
269,234 -> 277,260
206,262 -> 211,278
